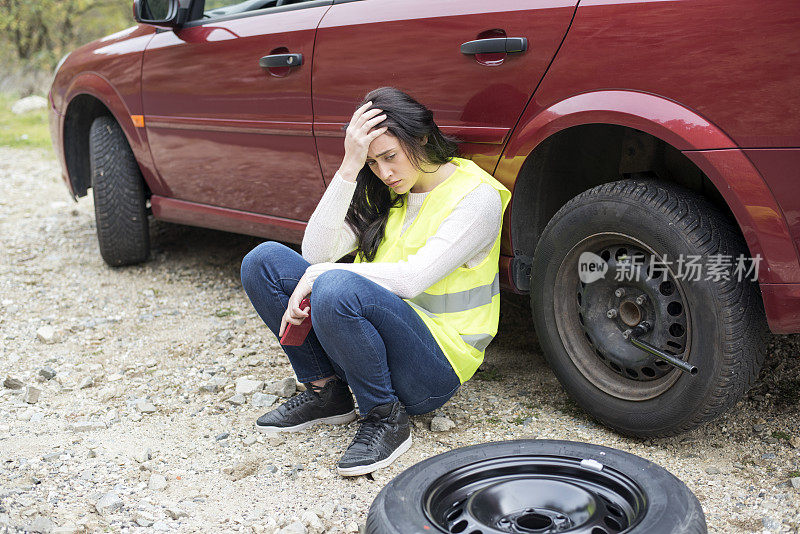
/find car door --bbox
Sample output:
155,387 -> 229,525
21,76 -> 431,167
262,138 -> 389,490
312,0 -> 579,181
141,1 -> 332,221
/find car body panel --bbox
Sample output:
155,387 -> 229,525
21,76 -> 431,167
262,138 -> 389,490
141,5 -> 331,221
535,0 -> 800,148
312,0 -> 579,186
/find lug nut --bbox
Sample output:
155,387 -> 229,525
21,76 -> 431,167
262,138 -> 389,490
636,295 -> 647,305
615,288 -> 625,298
622,329 -> 632,340
607,309 -> 618,318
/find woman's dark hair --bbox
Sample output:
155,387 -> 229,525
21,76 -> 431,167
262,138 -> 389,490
345,87 -> 460,262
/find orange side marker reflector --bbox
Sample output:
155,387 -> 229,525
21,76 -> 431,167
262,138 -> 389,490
131,115 -> 145,128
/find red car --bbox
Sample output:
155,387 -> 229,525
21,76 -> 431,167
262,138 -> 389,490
48,0 -> 800,437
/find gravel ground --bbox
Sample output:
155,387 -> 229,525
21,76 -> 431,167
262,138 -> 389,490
1,146 -> 799,534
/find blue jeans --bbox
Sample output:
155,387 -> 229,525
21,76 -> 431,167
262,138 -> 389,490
240,241 -> 461,415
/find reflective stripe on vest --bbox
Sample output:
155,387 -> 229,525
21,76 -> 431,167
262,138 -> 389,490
408,272 -> 500,315
406,301 -> 495,353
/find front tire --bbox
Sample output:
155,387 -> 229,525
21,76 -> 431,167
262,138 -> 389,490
88,115 -> 150,266
531,179 -> 767,437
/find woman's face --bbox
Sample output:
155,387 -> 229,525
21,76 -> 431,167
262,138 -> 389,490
366,132 -> 425,194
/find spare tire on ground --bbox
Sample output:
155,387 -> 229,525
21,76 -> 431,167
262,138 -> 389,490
367,440 -> 706,534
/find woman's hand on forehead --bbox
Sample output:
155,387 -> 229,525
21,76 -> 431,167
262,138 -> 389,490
340,101 -> 388,179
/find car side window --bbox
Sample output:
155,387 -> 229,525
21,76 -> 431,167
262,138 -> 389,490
202,0 -> 320,20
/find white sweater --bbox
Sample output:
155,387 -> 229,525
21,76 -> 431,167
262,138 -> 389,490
301,171 -> 503,299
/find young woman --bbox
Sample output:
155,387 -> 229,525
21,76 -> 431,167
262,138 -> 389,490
240,87 -> 511,476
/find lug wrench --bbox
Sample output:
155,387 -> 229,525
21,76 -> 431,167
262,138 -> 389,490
624,321 -> 698,376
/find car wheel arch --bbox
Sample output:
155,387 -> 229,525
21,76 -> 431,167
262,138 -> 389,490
499,91 -> 796,295
62,74 -> 149,199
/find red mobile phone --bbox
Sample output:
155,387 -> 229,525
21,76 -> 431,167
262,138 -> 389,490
280,297 -> 312,346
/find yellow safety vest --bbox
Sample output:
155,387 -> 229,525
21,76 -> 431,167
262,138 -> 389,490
354,157 -> 511,383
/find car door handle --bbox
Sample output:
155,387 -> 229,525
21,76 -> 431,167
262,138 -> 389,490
460,37 -> 528,55
259,53 -> 303,68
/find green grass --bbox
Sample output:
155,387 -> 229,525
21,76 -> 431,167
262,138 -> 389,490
215,308 -> 238,317
0,92 -> 53,149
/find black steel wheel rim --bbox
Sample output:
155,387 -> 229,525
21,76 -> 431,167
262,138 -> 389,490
423,454 -> 647,533
553,232 -> 694,401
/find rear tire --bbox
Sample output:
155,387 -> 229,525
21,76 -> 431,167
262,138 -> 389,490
531,178 -> 767,437
88,115 -> 150,266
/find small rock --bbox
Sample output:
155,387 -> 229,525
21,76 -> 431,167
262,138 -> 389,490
133,510 -> 155,527
243,435 -> 257,446
199,376 -> 228,393
11,95 -> 48,114
39,367 -> 57,380
216,432 -> 230,441
790,477 -> 800,490
761,453 -> 776,460
36,326 -> 57,344
430,415 -> 456,432
235,378 -> 263,395
136,399 -> 157,414
26,515 -> 55,533
165,506 -> 188,520
753,424 -> 765,432
344,521 -> 359,533
43,452 -> 61,462
705,467 -> 721,475
77,376 -> 94,389
134,448 -> 152,464
24,386 -> 42,404
149,473 -> 168,491
301,510 -> 324,534
215,330 -> 234,344
227,393 -> 246,405
278,521 -> 307,534
94,492 -> 123,516
3,376 -> 24,389
252,392 -> 278,408
152,520 -> 171,531
264,377 -> 297,398
69,421 -> 105,432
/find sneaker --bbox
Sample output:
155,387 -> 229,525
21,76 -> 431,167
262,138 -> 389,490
337,401 -> 412,477
255,377 -> 356,434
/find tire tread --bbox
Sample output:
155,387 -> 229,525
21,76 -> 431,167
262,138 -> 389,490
88,116 -> 150,266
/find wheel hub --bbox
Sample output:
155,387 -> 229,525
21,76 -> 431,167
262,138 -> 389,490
618,300 -> 642,327
467,479 -> 592,532
576,244 -> 689,382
